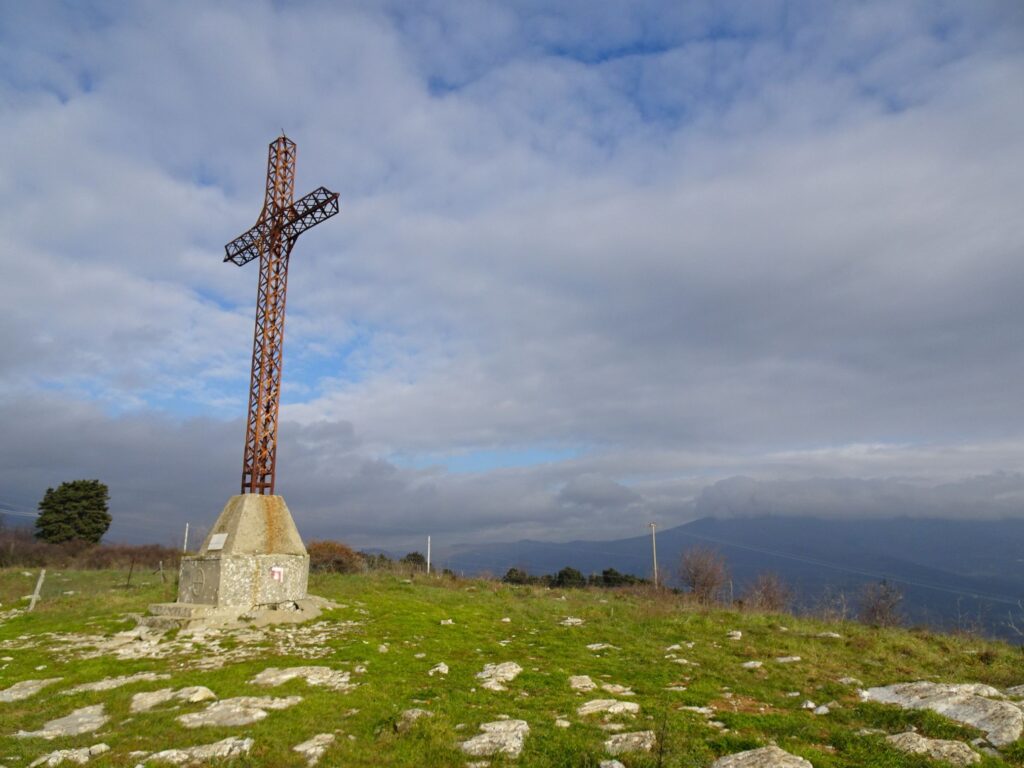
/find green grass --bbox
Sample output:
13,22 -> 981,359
0,568 -> 1022,766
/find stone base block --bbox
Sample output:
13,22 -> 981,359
177,553 -> 309,608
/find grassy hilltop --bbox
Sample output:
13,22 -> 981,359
1,569 -> 1023,767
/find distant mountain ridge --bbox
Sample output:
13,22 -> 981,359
438,516 -> 1024,641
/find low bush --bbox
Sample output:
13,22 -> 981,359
308,539 -> 365,573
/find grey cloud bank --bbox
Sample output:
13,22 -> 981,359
1,2 -> 1024,549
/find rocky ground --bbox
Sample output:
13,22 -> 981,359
0,569 -> 1023,766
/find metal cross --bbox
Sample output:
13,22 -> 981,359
225,136 -> 340,495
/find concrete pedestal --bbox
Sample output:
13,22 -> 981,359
149,495 -> 310,624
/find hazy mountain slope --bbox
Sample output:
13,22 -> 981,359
440,517 -> 1024,640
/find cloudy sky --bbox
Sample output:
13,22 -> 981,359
2,1 -> 1023,550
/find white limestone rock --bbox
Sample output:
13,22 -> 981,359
293,733 -> 335,766
726,630 -> 743,640
601,684 -> 634,696
577,699 -> 640,716
476,662 -> 522,691
604,730 -> 656,755
863,681 -> 1023,747
29,743 -> 109,767
886,731 -> 980,766
177,696 -> 302,728
17,705 -> 108,739
130,686 -> 216,713
396,708 -> 432,733
560,616 -> 584,626
429,662 -> 449,676
250,665 -> 355,692
142,736 -> 253,765
0,678 -> 62,703
63,672 -> 170,695
681,706 -> 715,717
741,661 -> 763,669
459,719 -> 529,758
569,675 -> 596,692
775,656 -> 801,664
711,746 -> 813,767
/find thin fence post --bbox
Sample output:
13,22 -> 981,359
158,560 -> 166,583
125,558 -> 136,587
28,569 -> 46,612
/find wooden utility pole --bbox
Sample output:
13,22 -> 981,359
649,522 -> 659,588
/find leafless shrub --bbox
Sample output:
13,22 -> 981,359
679,546 -> 730,605
742,571 -> 792,613
858,580 -> 903,627
815,586 -> 851,623
1006,601 -> 1024,639
0,527 -> 179,570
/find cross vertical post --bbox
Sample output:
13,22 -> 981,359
225,136 -> 340,495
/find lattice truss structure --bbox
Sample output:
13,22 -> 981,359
225,136 -> 340,494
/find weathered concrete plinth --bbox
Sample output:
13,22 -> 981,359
148,495 -> 312,628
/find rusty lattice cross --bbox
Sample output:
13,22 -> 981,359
224,136 -> 339,494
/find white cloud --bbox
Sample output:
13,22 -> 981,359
2,2 -> 1024,547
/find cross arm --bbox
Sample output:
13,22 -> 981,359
224,218 -> 273,266
283,186 -> 340,241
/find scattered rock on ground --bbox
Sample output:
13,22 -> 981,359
775,656 -> 801,664
569,675 -> 596,692
886,732 -> 980,766
29,743 -> 109,767
863,682 -> 1024,747
586,643 -> 617,651
396,708 -> 433,732
0,678 -> 62,703
604,730 -> 656,755
177,696 -> 302,728
17,704 -> 108,739
293,733 -> 335,766
63,672 -> 170,695
476,662 -> 523,691
429,662 -> 449,676
601,684 -> 634,696
555,718 -> 570,728
130,686 -> 216,713
600,761 -> 626,768
1005,684 -> 1024,698
140,736 -> 253,765
251,665 -> 355,692
711,746 -> 813,767
560,617 -> 584,626
741,661 -> 763,669
577,699 -> 640,716
459,719 -> 530,758
838,676 -> 863,686
681,706 -> 715,717
726,631 -> 742,640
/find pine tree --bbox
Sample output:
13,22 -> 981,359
35,480 -> 111,544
